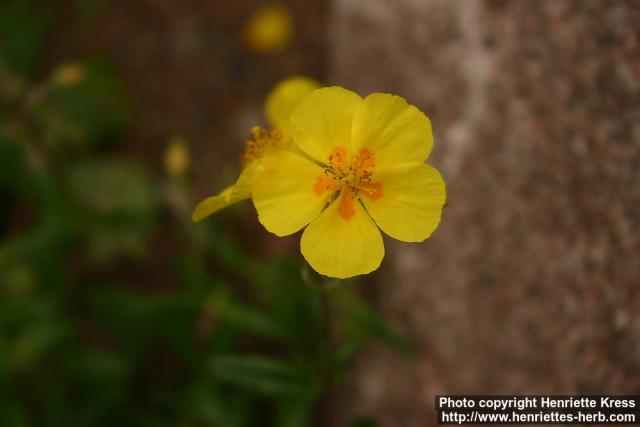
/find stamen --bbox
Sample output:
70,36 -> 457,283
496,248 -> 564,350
328,146 -> 349,175
241,126 -> 284,166
354,148 -> 375,175
314,146 -> 383,220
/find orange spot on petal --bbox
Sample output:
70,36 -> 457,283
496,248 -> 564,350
355,148 -> 375,172
338,191 -> 356,221
313,175 -> 339,196
359,182 -> 383,201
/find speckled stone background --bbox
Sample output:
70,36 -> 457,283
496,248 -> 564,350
329,0 -> 640,425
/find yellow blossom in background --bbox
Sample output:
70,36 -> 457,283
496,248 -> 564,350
191,127 -> 284,222
52,63 -> 86,86
192,76 -> 319,222
251,87 -> 446,278
240,126 -> 286,167
265,76 -> 319,139
165,137 -> 190,177
243,4 -> 293,54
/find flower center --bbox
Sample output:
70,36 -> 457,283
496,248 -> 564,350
313,146 -> 383,220
241,126 -> 284,166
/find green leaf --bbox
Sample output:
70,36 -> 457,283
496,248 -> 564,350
182,380 -> 250,427
210,355 -> 314,396
222,302 -> 290,341
251,258 -> 325,352
67,158 -> 158,219
202,221 -> 252,274
67,158 -> 159,266
277,392 -> 315,427
65,348 -> 130,384
0,399 -> 28,427
88,285 -> 157,344
7,322 -> 74,374
337,289 -> 413,354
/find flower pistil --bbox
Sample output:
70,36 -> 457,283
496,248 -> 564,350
313,147 -> 383,221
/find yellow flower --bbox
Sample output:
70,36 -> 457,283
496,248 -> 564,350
52,63 -> 86,86
192,76 -> 319,222
265,76 -> 320,139
251,87 -> 446,278
165,136 -> 190,177
243,4 -> 293,54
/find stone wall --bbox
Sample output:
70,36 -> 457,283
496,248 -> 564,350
329,1 -> 640,425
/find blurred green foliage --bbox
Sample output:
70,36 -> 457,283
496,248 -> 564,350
0,2 -> 50,76
0,1 -> 399,426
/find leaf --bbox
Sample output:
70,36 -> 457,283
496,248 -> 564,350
67,158 -> 159,265
7,322 -> 74,374
222,302 -> 290,341
65,348 -> 130,384
182,380 -> 250,427
0,399 -> 28,427
337,289 -> 413,354
210,355 -> 315,396
67,158 -> 158,218
203,221 -> 252,274
251,258 -> 326,351
88,286 -> 157,344
277,392 -> 316,427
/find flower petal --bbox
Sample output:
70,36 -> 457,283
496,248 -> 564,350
290,86 -> 362,164
192,162 -> 257,222
243,4 -> 293,54
252,150 -> 330,236
265,76 -> 320,137
361,162 -> 445,242
300,193 -> 384,278
351,93 -> 433,170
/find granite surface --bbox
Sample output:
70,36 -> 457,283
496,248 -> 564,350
330,1 -> 640,424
